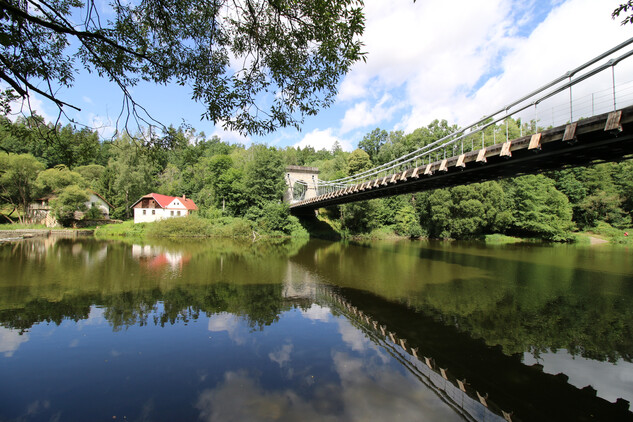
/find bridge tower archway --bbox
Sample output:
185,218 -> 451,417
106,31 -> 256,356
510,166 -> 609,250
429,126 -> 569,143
284,166 -> 319,204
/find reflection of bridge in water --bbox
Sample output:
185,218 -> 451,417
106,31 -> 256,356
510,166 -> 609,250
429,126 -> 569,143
283,256 -> 633,422
282,260 -> 509,422
322,289 -> 510,422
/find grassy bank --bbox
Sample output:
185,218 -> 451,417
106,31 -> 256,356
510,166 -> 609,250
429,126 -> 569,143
484,234 -> 525,244
95,215 -> 309,240
0,223 -> 96,231
581,222 -> 633,245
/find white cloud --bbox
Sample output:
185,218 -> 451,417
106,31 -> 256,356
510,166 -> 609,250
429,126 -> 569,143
208,312 -> 247,345
89,113 -> 116,139
337,319 -> 369,352
210,122 -> 251,146
6,93 -> 55,124
268,343 -> 294,367
195,357 -> 465,422
301,304 -> 331,322
339,95 -> 402,135
0,327 -> 29,358
524,350 -> 633,405
450,0 -> 633,130
334,0 -> 631,137
293,128 -> 354,152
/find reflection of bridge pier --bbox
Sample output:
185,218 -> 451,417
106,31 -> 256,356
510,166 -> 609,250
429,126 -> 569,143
282,260 -> 322,299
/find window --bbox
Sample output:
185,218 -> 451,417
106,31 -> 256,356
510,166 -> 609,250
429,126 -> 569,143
177,211 -> 181,216
171,211 -> 174,216
152,210 -> 155,215
143,210 -> 146,215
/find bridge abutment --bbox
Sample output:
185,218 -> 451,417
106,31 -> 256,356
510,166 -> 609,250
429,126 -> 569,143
284,165 -> 320,204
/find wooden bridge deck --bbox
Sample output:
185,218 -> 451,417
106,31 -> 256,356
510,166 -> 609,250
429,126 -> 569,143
290,105 -> 633,212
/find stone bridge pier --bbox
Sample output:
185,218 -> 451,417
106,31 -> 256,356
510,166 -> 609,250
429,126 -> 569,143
284,166 -> 319,204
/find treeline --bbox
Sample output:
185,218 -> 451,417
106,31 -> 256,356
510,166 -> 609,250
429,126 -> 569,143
1,114 -> 632,241
341,121 -> 633,241
0,115 -> 306,234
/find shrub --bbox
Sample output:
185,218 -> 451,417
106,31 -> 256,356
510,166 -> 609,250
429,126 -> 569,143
146,215 -> 214,237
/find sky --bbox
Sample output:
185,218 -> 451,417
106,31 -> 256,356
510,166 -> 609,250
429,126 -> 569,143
13,0 -> 633,152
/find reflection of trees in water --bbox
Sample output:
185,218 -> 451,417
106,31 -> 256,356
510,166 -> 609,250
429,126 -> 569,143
0,237 -> 311,332
292,240 -> 633,364
0,283 -> 290,333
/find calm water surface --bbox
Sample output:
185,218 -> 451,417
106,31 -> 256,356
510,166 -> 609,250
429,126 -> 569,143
1,236 -> 632,421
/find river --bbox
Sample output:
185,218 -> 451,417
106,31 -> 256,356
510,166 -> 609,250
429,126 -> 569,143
0,236 -> 632,421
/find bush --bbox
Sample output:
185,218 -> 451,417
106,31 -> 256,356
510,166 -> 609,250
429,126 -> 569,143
146,215 -> 214,237
395,204 -> 423,238
84,205 -> 103,220
94,220 -> 148,237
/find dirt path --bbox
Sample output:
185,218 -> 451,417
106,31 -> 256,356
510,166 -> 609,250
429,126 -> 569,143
588,235 -> 608,245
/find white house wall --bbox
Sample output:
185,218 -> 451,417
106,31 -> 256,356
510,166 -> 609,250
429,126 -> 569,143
86,194 -> 110,218
134,207 -> 169,223
133,207 -> 190,223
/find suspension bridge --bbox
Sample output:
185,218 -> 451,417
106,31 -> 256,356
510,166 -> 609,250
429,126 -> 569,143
286,37 -> 633,213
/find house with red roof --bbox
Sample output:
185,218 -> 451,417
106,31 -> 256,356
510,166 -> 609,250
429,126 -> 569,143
131,193 -> 198,224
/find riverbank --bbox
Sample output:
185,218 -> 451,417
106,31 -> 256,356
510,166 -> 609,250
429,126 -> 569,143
94,215 -> 309,240
2,217 -> 630,246
0,228 -> 95,242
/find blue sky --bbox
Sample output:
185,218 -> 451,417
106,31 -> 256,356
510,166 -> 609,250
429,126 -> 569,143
14,0 -> 633,151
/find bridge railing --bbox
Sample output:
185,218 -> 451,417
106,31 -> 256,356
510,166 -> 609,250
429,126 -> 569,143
315,37 -> 633,195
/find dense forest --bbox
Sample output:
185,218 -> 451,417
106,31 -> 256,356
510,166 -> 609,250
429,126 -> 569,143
0,114 -> 632,241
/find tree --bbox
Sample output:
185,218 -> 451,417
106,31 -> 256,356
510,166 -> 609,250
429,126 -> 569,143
340,200 -> 377,234
35,165 -> 87,196
578,190 -> 631,229
1,0 -> 365,137
395,203 -> 423,238
346,148 -> 371,176
243,145 -> 285,210
50,185 -> 90,226
107,136 -> 159,219
613,1 -> 633,25
0,152 -> 45,223
358,128 -> 387,162
507,175 -> 575,241
75,164 -> 106,190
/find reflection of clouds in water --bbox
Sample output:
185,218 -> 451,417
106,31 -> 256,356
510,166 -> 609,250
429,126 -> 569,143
269,343 -> 293,367
26,399 -> 50,415
301,304 -> 331,322
0,327 -> 29,357
331,352 -> 462,421
196,370 -> 341,422
336,319 -> 369,352
524,350 -> 633,404
196,355 -> 463,421
140,398 -> 154,422
76,306 -> 106,329
208,313 -> 247,345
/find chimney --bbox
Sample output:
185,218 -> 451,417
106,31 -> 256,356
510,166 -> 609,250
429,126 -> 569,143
182,194 -> 186,200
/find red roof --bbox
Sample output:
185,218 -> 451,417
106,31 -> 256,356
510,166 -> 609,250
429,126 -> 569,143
132,193 -> 198,210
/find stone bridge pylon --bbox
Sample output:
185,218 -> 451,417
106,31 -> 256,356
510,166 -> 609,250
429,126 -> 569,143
284,166 -> 319,204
